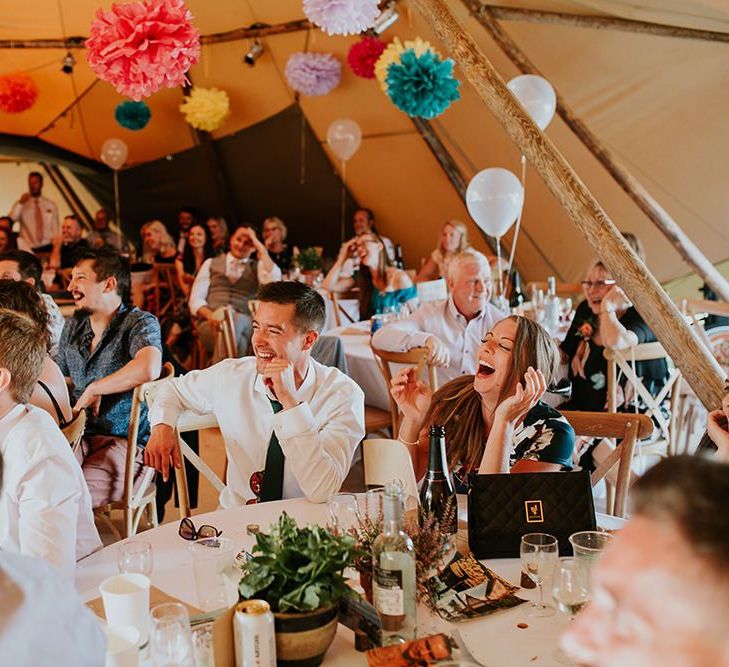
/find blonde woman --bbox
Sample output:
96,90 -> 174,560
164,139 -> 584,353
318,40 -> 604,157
416,219 -> 469,283
262,216 -> 298,272
140,220 -> 177,264
391,315 -> 575,487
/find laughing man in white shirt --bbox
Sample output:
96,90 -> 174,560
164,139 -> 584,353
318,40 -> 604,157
146,281 -> 365,506
0,310 -> 100,578
189,225 -> 282,360
372,251 -> 507,384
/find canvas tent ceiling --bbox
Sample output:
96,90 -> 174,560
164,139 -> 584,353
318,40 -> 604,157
1,0 -> 728,284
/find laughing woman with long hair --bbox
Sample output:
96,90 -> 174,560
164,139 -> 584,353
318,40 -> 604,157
391,315 -> 575,487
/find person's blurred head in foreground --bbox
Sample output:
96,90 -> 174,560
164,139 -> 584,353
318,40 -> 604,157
561,455 -> 729,667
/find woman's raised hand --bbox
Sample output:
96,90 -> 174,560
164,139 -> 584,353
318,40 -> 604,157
390,367 -> 432,423
494,366 -> 547,424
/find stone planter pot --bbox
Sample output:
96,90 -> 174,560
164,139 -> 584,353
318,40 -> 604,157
273,604 -> 339,667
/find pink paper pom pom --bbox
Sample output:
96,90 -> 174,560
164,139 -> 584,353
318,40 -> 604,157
285,52 -> 341,96
303,0 -> 380,36
347,37 -> 387,79
0,73 -> 39,113
86,0 -> 201,101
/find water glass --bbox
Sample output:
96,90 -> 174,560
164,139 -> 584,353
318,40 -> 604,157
520,533 -> 558,617
552,558 -> 590,618
189,537 -> 238,612
117,541 -> 153,577
149,602 -> 195,667
569,531 -> 612,575
327,493 -> 358,533
191,625 -> 215,667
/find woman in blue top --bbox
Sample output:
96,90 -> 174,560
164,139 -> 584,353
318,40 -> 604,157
323,232 -> 417,320
391,315 -> 575,487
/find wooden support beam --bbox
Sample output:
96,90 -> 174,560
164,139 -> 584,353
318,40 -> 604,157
413,0 -> 726,410
460,0 -> 729,303
483,5 -> 729,44
41,162 -> 94,229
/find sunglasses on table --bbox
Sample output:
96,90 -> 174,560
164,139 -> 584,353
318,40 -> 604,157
580,280 -> 617,289
178,517 -> 223,541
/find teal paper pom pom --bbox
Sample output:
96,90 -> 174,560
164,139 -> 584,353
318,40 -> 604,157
114,101 -> 151,130
385,49 -> 460,119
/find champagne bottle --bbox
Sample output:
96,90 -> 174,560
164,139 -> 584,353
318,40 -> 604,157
372,483 -> 416,645
394,244 -> 404,270
509,270 -> 525,309
419,425 -> 457,535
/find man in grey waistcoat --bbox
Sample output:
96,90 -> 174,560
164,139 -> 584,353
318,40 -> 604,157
189,225 -> 281,360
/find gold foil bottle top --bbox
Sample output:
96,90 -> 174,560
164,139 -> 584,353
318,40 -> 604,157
237,599 -> 271,615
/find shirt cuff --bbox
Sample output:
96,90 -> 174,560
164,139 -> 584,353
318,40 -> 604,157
407,331 -> 432,348
272,401 -> 316,442
149,404 -> 183,429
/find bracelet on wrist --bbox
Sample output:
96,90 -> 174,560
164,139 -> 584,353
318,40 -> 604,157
398,433 -> 419,447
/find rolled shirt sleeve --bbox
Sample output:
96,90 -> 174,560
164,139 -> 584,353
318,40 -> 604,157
372,309 -> 432,352
189,258 -> 213,317
149,366 -> 219,429
128,311 -> 163,357
258,259 -> 282,285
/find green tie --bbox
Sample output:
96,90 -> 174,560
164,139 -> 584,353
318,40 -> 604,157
260,398 -> 284,502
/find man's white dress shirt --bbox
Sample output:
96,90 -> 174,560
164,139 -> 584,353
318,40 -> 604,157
371,297 -> 507,384
0,552 -> 106,667
9,195 -> 59,248
149,357 -> 365,506
0,405 -> 101,578
188,253 -> 282,317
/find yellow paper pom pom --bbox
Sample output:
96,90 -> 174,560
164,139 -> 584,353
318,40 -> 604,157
374,37 -> 440,92
179,86 -> 230,132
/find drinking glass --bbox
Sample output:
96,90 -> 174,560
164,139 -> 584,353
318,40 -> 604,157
189,537 -> 238,612
327,493 -> 358,533
191,625 -> 215,667
520,533 -> 558,617
117,541 -> 153,577
569,531 -> 612,582
552,558 -> 590,665
149,602 -> 194,667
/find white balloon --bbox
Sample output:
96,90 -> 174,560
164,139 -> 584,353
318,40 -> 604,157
507,75 -> 556,131
466,168 -> 524,238
101,138 -> 128,170
326,119 -> 362,161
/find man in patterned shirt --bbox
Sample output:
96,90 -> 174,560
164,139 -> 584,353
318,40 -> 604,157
57,248 -> 162,507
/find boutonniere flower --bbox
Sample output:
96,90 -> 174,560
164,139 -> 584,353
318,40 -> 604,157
578,322 -> 594,340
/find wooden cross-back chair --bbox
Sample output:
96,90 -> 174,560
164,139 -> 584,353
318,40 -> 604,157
328,289 -> 359,328
94,362 -> 175,540
371,345 -> 439,436
562,410 -> 653,518
604,342 -> 682,457
192,305 -> 239,370
151,263 -> 179,320
61,408 -> 87,456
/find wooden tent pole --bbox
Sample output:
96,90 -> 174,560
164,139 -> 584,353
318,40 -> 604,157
460,0 -> 729,303
484,5 -> 729,44
412,0 -> 726,410
40,162 -> 93,229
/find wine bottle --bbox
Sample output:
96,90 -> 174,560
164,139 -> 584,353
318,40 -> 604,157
419,425 -> 457,535
372,483 -> 417,646
394,244 -> 404,270
509,270 -> 525,308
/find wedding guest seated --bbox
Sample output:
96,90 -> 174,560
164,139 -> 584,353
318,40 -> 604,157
0,225 -> 17,254
174,206 -> 198,254
415,219 -> 470,283
0,280 -> 72,426
206,216 -> 229,256
189,225 -> 281,360
57,248 -> 162,507
145,281 -> 365,505
262,216 -> 299,273
49,214 -> 89,271
87,207 -> 129,253
373,251 -> 506,383
0,250 -> 65,357
323,233 -> 417,320
336,208 -> 396,277
0,310 -> 100,577
561,456 -> 729,667
176,222 -> 214,297
0,451 -> 105,667
140,220 -> 178,265
392,315 -> 574,486
560,255 -> 667,413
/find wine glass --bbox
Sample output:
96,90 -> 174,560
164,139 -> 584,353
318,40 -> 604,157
117,540 -> 153,577
520,533 -> 558,617
327,493 -> 358,533
552,558 -> 590,665
149,602 -> 195,667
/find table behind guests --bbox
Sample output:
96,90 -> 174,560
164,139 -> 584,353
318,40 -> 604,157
75,497 -> 624,667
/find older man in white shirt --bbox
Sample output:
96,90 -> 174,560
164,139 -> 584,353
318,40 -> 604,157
0,310 -> 100,578
146,281 -> 365,506
372,251 -> 506,384
189,225 -> 281,360
9,172 -> 59,250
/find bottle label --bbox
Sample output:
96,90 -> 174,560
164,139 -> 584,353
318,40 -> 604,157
373,567 -> 404,616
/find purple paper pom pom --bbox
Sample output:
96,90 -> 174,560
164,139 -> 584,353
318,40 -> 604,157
303,0 -> 380,36
285,52 -> 341,96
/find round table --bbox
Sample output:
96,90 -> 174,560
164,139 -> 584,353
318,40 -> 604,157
77,499 -> 621,666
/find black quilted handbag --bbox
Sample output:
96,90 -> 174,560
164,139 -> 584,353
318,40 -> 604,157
467,471 -> 596,558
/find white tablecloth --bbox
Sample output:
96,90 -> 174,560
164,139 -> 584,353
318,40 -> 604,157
76,498 -> 623,667
322,297 -> 359,333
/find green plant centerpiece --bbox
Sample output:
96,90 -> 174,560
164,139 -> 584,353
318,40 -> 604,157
295,247 -> 322,272
239,512 -> 359,667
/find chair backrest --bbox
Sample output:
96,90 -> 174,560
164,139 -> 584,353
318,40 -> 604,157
362,438 -> 419,500
526,281 -> 583,300
604,342 -> 681,448
61,408 -> 87,455
151,263 -> 178,318
562,410 -> 653,517
218,305 -> 238,359
677,297 -> 729,319
371,345 -> 438,434
328,289 -> 358,328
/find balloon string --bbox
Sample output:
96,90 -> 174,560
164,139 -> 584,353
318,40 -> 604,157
506,154 -> 527,278
340,159 -> 347,245
496,236 -> 504,299
113,169 -> 121,240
